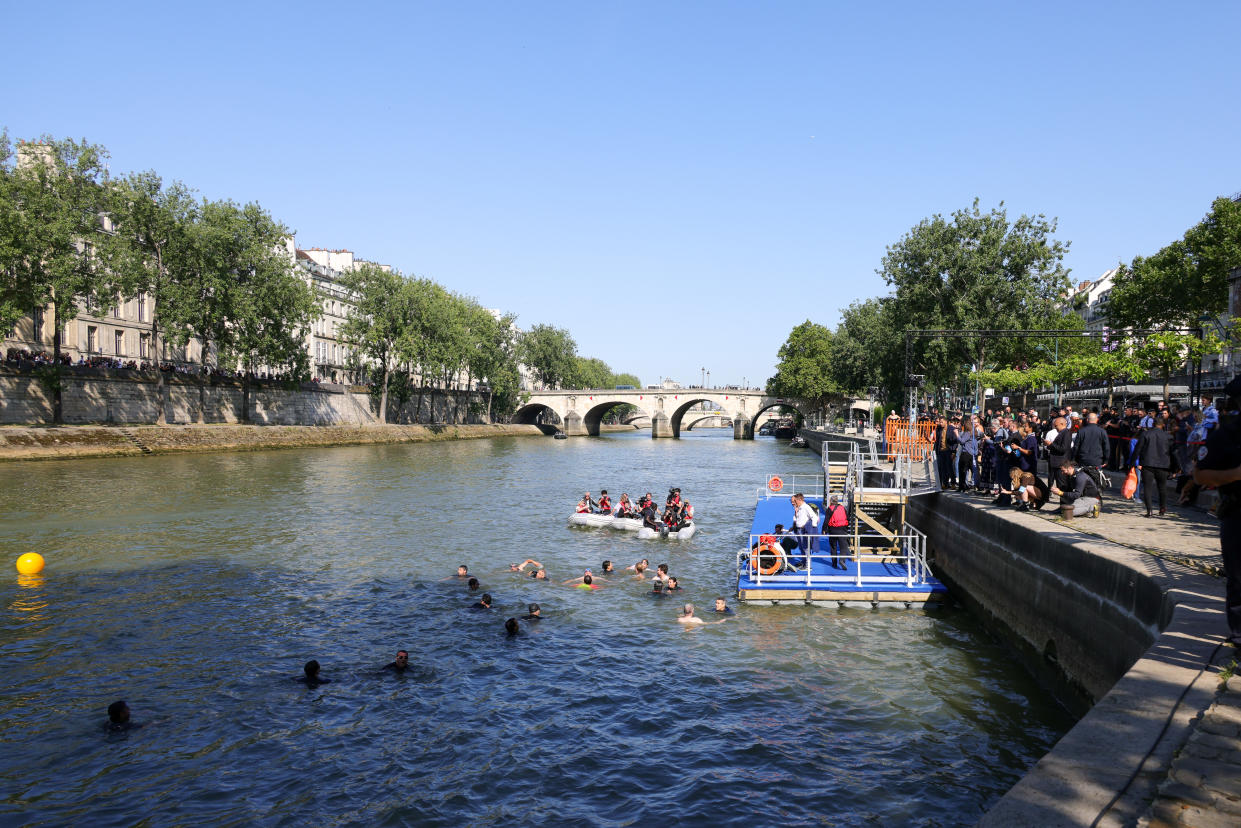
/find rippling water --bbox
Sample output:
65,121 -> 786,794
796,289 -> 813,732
0,430 -> 1074,826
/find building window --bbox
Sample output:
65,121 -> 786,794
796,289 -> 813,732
115,330 -> 124,355
32,309 -> 44,343
139,334 -> 150,359
137,295 -> 147,323
87,326 -> 98,353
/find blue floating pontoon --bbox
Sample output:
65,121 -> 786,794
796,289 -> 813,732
736,451 -> 949,607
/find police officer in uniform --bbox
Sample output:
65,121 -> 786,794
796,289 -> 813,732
1193,376 -> 1241,647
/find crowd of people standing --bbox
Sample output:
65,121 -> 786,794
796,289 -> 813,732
925,399 -> 1214,518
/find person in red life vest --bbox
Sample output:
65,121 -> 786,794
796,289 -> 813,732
824,494 -> 850,570
576,492 -> 597,514
615,493 -> 636,518
597,490 -> 612,515
679,501 -> 694,524
662,501 -> 681,529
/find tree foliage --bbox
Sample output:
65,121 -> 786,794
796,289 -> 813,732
519,324 -> 578,389
881,199 -> 1071,390
767,320 -> 837,413
1109,196 -> 1241,329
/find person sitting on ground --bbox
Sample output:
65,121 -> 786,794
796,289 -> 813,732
1052,460 -> 1101,518
381,650 -> 410,673
1014,470 -> 1050,512
712,597 -> 734,615
576,493 -> 597,514
678,603 -> 725,626
597,490 -> 612,514
297,660 -> 330,687
473,593 -> 493,610
522,603 -> 542,621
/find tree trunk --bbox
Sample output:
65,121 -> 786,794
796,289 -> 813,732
1163,372 -> 1170,406
379,361 -> 390,424
153,310 -> 167,425
198,351 -> 208,424
241,364 -> 252,424
51,303 -> 63,425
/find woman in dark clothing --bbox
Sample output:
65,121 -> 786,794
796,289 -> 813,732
1136,419 -> 1173,516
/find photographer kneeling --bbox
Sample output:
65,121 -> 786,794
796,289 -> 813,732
1053,459 -> 1101,519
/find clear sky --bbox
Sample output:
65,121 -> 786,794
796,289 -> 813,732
3,2 -> 1238,388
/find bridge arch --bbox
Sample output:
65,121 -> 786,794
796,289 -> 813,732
749,401 -> 810,436
669,398 -> 735,438
582,400 -> 645,436
683,414 -> 732,432
513,403 -> 564,435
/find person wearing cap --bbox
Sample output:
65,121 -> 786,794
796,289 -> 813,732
823,494 -> 850,570
1193,375 -> 1241,647
522,603 -> 542,621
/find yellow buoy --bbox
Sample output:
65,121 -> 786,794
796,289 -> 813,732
16,553 -> 44,576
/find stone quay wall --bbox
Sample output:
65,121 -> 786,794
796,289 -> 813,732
801,427 -> 1230,824
0,366 -> 487,427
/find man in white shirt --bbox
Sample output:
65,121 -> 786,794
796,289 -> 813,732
790,493 -> 818,560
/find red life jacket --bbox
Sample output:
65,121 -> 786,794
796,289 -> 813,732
827,504 -> 849,528
599,496 -> 611,511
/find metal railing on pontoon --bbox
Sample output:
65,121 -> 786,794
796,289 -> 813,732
737,528 -> 931,589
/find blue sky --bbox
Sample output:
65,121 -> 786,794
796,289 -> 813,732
3,2 -> 1238,388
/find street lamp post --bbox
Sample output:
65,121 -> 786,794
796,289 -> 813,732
701,367 -> 705,388
706,370 -> 710,388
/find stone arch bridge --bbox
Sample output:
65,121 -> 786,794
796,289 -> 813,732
514,389 -> 810,439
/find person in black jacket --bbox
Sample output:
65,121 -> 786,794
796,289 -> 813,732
1045,417 -> 1074,493
1072,411 -> 1110,496
1135,417 -> 1173,516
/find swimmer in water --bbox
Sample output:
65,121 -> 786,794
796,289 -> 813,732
624,558 -> 649,573
530,568 -> 548,580
665,576 -> 683,592
505,618 -> 520,636
442,564 -> 469,581
678,603 -> 724,625
467,577 -> 480,592
712,598 -> 734,615
563,568 -> 597,585
651,579 -> 668,597
575,574 -> 603,591
473,593 -> 493,610
510,558 -> 542,573
106,700 -> 140,731
654,563 -> 670,583
522,603 -> 542,621
297,659 -> 331,686
600,560 -> 614,574
381,650 -> 410,673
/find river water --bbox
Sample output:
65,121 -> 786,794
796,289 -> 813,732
0,430 -> 1074,826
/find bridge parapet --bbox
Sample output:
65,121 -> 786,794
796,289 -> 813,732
515,389 -> 810,439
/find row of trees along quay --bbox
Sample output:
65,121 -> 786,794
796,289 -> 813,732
765,196 -> 1240,419
0,132 -> 639,425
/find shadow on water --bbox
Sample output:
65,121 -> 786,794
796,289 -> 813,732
0,432 -> 1075,825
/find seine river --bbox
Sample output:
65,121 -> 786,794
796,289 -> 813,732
0,429 -> 1074,826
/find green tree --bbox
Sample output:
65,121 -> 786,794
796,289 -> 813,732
767,320 -> 837,415
519,324 -> 578,389
1,136 -> 117,422
829,298 -> 903,400
214,203 -> 319,421
1135,330 -> 1222,405
339,263 -> 410,423
1109,196 -> 1241,329
106,171 -> 197,424
881,200 -> 1071,397
612,372 -> 641,388
573,356 -> 612,389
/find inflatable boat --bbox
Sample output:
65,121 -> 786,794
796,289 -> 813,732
636,522 -> 696,541
608,517 -> 644,532
568,512 -> 614,528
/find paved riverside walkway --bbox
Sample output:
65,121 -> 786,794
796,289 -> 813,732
938,472 -> 1238,827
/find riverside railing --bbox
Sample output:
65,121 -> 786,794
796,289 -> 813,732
737,527 -> 931,589
756,473 -> 825,501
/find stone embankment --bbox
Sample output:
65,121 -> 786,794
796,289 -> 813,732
0,423 -> 547,462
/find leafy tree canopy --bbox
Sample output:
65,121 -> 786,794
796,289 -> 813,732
767,320 -> 837,411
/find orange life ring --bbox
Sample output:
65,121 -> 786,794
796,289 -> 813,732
768,476 -> 784,493
750,536 -> 784,575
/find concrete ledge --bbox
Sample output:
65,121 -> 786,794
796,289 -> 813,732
0,423 -> 546,462
908,494 -> 1230,826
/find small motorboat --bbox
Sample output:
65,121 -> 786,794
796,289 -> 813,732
609,517 -> 644,532
553,432 -> 568,440
790,436 -> 807,448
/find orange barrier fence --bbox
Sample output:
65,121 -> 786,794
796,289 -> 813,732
884,419 -> 937,460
